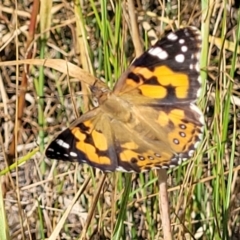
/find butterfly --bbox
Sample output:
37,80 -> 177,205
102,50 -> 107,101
45,27 -> 204,172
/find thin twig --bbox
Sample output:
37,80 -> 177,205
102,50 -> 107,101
128,0 -> 143,57
79,174 -> 107,240
157,169 -> 172,240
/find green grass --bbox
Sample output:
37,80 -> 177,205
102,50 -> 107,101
0,0 -> 240,239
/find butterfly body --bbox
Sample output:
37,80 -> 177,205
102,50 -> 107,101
46,27 -> 204,172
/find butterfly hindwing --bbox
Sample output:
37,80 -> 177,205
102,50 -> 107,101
109,103 -> 203,172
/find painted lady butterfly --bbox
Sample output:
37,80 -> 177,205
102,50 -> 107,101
45,27 -> 204,172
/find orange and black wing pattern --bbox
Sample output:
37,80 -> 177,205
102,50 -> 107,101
114,27 -> 201,105
45,27 -> 204,172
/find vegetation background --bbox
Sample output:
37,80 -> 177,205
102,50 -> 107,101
0,0 -> 240,239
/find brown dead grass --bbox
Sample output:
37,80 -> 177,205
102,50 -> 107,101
1,1 -> 240,239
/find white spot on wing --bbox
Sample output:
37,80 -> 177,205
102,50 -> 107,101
195,63 -> 200,72
175,54 -> 185,63
167,32 -> 178,41
197,76 -> 201,83
177,158 -> 185,165
47,148 -> 54,152
180,124 -> 186,129
173,139 -> 179,144
149,47 -> 168,60
199,115 -> 205,125
188,150 -> 195,157
179,39 -> 185,44
190,104 -> 204,125
181,46 -> 188,52
70,152 -> 77,157
115,166 -> 134,172
56,139 -> 70,149
180,132 -> 186,137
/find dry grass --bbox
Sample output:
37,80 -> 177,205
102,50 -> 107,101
1,0 -> 240,239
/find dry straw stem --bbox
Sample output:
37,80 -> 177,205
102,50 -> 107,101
0,59 -> 107,91
157,170 -> 172,240
8,0 -> 40,164
79,174 -> 107,240
48,176 -> 91,240
1,0 -> 240,239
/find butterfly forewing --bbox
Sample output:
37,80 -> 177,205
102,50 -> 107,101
46,110 -> 120,171
114,27 -> 201,105
46,27 -> 204,172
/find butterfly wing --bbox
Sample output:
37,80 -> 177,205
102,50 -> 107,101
107,103 -> 203,172
113,27 -> 201,105
46,27 -> 204,172
45,103 -> 203,172
46,109 -> 122,171
109,27 -> 204,171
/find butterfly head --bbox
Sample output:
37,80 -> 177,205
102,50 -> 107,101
90,80 -> 110,105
